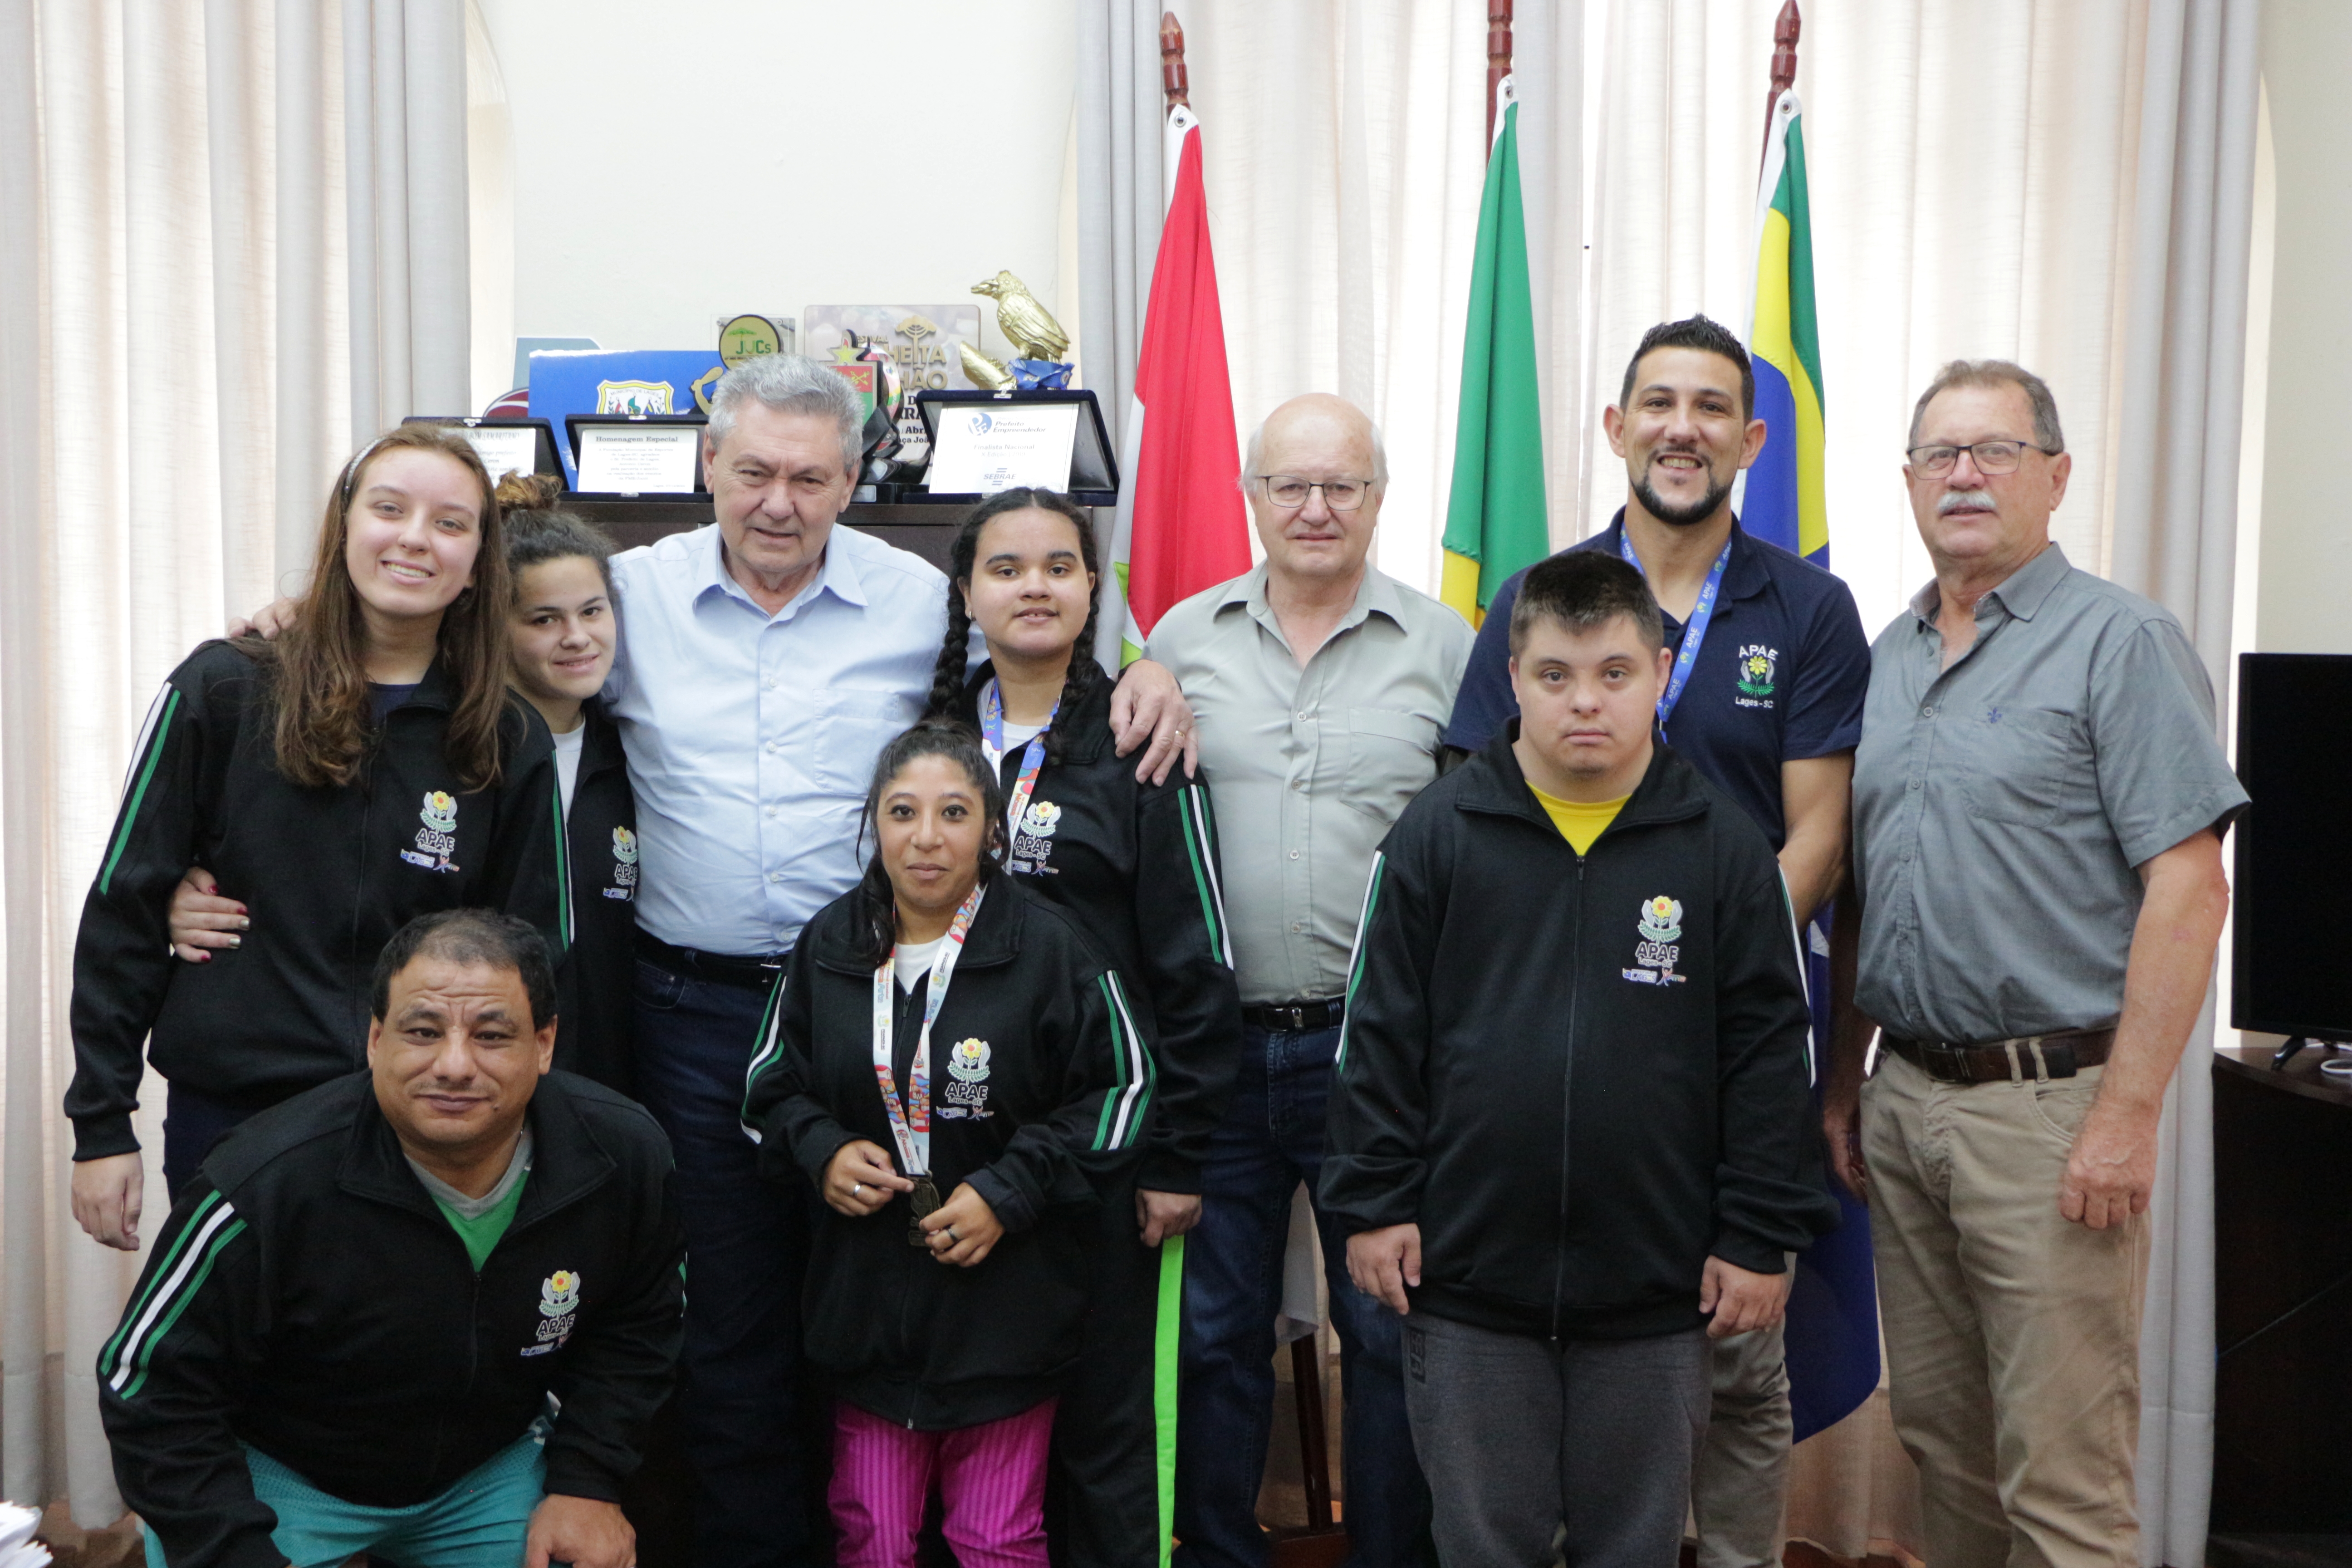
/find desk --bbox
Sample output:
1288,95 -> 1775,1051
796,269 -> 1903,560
2211,1045 -> 2352,1538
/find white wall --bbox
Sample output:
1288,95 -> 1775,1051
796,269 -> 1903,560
2254,0 -> 2352,655
474,0 -> 1077,361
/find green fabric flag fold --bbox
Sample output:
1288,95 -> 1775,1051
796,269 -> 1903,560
1441,93 -> 1549,626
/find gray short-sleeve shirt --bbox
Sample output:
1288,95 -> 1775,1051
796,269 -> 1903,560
1851,544 -> 2247,1043
1147,563 -> 1474,1006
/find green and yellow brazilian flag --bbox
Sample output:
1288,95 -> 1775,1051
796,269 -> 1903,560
1440,82 -> 1548,627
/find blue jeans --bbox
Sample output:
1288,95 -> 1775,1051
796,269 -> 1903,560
633,956 -> 822,1568
1174,1022 -> 1435,1568
162,1083 -> 264,1200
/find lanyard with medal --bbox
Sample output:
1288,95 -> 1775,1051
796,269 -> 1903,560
1619,529 -> 1732,738
872,880 -> 986,1246
980,677 -> 1057,848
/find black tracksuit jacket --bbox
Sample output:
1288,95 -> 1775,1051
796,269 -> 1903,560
98,1068 -> 685,1568
553,700 -> 637,1092
958,667 -> 1242,1192
742,875 -> 1144,1429
67,642 -> 569,1159
1319,730 -> 1842,1341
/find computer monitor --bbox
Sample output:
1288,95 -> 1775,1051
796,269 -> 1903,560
2232,653 -> 2352,1039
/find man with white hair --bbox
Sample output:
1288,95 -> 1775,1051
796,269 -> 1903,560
609,355 -> 1194,1567
1149,392 -> 1468,1568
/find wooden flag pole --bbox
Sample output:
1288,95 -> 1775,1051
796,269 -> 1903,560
1760,0 -> 1800,173
1161,11 -> 1189,110
1487,0 -> 1515,143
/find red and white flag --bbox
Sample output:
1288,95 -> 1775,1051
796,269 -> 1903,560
1104,103 -> 1250,664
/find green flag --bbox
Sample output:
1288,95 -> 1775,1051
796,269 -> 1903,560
1440,88 -> 1548,627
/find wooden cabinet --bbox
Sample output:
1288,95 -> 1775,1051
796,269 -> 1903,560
2211,1046 -> 2352,1536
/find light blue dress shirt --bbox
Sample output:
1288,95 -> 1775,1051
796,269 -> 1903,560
606,523 -> 952,956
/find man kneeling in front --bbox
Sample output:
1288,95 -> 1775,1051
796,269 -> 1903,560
1322,552 -> 1840,1568
101,909 -> 685,1568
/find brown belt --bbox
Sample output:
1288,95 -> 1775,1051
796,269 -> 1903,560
1882,1027 -> 2116,1085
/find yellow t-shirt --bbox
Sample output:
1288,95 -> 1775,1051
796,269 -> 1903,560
1529,784 -> 1629,857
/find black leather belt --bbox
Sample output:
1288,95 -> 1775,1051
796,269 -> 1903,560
635,932 -> 785,991
1242,997 -> 1348,1033
1882,1027 -> 2116,1085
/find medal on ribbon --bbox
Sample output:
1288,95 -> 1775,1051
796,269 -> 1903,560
871,881 -> 986,1247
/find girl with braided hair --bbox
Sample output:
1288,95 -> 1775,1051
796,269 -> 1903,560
920,488 -> 1242,1564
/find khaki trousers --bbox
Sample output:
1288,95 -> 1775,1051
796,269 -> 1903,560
1862,1051 -> 2148,1568
1690,1308 -> 1792,1568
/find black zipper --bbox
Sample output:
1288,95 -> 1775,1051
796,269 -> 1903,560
417,1219 -> 476,1487
1551,856 -> 1586,1340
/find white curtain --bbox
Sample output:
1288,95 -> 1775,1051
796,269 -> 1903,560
1076,0 -> 1586,593
1073,1 -> 1167,450
342,0 -> 474,438
2110,4 -> 2259,1565
0,0 -> 471,1524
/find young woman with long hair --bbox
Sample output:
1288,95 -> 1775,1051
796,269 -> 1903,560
919,488 -> 1241,1562
742,721 -> 1144,1568
67,426 -> 570,1249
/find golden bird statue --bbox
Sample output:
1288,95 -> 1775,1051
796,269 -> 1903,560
958,341 -> 1016,392
972,271 -> 1070,363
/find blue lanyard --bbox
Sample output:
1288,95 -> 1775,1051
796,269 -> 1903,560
1618,529 -> 1732,736
980,679 -> 1055,841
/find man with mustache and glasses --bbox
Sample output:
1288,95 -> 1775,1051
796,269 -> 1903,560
1445,315 -> 1871,1568
1824,362 -> 2241,1568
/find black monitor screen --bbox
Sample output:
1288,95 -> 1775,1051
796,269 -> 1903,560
2233,653 -> 2352,1039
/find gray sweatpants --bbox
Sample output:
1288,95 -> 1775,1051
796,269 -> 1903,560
1401,1312 -> 1709,1568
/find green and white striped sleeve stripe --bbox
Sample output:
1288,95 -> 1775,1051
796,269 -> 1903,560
98,1190 -> 246,1400
550,770 -> 573,955
1092,970 -> 1154,1152
1175,785 -> 1233,969
98,681 -> 181,896
739,971 -> 790,1143
1331,852 -> 1386,1075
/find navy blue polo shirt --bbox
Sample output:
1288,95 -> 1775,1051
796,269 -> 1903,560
1444,510 -> 1871,849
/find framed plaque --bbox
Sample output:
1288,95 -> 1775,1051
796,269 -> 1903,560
925,404 -> 1079,495
403,416 -> 562,487
913,390 -> 1119,507
565,414 -> 708,497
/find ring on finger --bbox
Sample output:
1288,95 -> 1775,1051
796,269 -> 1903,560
851,1182 -> 863,1197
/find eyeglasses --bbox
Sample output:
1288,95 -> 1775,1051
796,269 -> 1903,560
1906,440 -> 2057,477
1254,475 -> 1373,512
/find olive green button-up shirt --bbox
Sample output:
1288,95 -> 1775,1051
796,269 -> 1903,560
1851,543 -> 2247,1044
1148,564 -> 1474,1007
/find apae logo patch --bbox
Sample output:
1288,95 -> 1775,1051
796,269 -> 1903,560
402,790 -> 462,873
941,1037 -> 994,1118
526,1269 -> 581,1354
604,825 -> 639,902
1734,644 -> 1779,709
1010,799 -> 1063,876
1625,895 -> 1687,986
